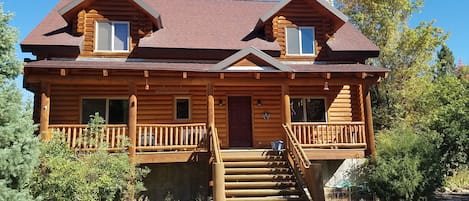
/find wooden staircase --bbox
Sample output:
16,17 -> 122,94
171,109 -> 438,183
221,150 -> 305,201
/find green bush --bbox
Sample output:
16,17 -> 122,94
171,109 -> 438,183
31,114 -> 149,201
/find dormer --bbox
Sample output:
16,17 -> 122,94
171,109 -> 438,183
258,0 -> 375,62
58,0 -> 161,57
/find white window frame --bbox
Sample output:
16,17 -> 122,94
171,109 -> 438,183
290,96 -> 327,122
285,26 -> 316,56
80,97 -> 128,124
95,21 -> 130,52
174,96 -> 191,121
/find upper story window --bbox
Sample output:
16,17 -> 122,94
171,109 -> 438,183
290,97 -> 326,122
286,27 -> 315,56
95,21 -> 129,52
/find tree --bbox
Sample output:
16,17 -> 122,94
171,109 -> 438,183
435,44 -> 456,77
0,4 -> 39,201
31,114 -> 149,201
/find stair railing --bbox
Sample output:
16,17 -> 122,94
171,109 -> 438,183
209,126 -> 225,201
283,124 -> 325,201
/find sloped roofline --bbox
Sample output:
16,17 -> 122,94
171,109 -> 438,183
260,0 -> 348,23
210,46 -> 293,72
58,0 -> 162,28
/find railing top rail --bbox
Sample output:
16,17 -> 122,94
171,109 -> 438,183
210,126 -> 223,164
136,123 -> 207,127
291,122 -> 365,125
49,124 -> 128,128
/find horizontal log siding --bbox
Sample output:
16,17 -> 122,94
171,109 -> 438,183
271,0 -> 332,60
79,0 -> 153,57
137,85 -> 207,124
290,85 -> 362,123
49,84 -> 207,125
214,86 -> 282,148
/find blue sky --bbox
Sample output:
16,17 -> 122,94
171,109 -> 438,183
2,0 -> 468,64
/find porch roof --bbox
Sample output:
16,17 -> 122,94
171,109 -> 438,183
25,60 -> 389,73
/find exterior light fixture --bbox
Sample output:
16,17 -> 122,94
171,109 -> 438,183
323,81 -> 329,91
218,99 -> 224,106
257,99 -> 262,106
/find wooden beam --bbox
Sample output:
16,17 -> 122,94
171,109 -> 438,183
288,73 -> 296,80
255,73 -> 261,80
128,83 -> 137,161
282,84 -> 291,127
143,70 -> 149,78
356,72 -> 366,79
39,82 -> 50,141
182,72 -> 188,79
103,69 -> 109,77
60,69 -> 67,76
321,72 -> 331,79
207,84 -> 215,128
304,149 -> 365,160
219,73 -> 225,80
363,85 -> 376,157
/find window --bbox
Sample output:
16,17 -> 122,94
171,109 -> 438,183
95,21 -> 129,52
81,98 -> 128,124
175,97 -> 190,120
290,98 -> 326,122
286,27 -> 315,55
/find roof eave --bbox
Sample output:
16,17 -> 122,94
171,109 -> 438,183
260,0 -> 348,23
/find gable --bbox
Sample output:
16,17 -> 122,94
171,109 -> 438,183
210,46 -> 293,72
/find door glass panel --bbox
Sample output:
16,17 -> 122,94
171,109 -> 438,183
108,99 -> 128,124
290,98 -> 304,122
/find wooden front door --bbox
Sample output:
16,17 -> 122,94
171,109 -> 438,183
228,96 -> 253,147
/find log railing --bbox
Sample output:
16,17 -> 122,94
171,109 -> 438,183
48,124 -> 128,151
282,124 -> 314,201
136,123 -> 207,151
291,122 -> 367,149
209,126 -> 225,201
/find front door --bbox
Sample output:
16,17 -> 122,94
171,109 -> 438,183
228,96 -> 253,147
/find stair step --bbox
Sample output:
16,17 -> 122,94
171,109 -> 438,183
226,196 -> 303,201
226,189 -> 301,197
225,181 -> 297,189
225,174 -> 295,181
223,155 -> 285,162
224,161 -> 288,168
226,167 -> 291,174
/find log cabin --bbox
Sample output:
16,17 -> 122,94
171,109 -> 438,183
21,0 -> 388,200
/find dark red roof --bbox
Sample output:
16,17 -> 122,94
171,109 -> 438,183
25,60 -> 388,73
327,22 -> 379,52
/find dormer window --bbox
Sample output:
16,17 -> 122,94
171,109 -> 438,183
285,27 -> 315,56
95,21 -> 129,52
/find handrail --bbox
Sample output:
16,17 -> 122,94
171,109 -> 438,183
209,125 -> 225,201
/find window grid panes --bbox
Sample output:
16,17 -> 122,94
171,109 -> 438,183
290,98 -> 326,122
96,22 -> 129,52
286,27 -> 315,55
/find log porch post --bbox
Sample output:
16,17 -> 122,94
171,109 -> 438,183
207,84 -> 215,128
39,82 -> 51,141
282,84 -> 291,127
128,83 -> 137,160
363,83 -> 376,156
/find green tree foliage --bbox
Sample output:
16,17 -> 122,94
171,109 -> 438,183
435,44 -> 456,77
32,114 -> 149,201
0,4 -> 39,201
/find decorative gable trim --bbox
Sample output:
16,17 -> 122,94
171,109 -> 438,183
259,0 -> 348,23
58,0 -> 162,29
210,46 -> 293,72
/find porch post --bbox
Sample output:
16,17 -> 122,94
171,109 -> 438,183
128,83 -> 137,160
39,82 -> 51,141
282,84 -> 291,127
363,84 -> 376,156
207,84 -> 215,128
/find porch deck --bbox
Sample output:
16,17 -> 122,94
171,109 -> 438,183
48,122 -> 367,163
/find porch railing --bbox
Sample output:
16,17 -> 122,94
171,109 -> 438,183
48,124 -> 128,151
48,123 -> 207,152
136,123 -> 207,151
291,122 -> 367,149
